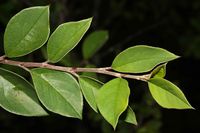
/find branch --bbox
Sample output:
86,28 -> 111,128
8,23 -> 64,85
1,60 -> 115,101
0,56 -> 151,81
0,55 -> 6,61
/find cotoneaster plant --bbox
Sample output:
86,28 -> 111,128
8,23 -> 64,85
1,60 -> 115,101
0,6 -> 194,129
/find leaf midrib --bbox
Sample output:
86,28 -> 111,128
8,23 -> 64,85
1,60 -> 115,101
149,82 -> 190,106
10,8 -> 47,54
114,55 -> 176,71
34,72 -> 81,117
53,21 -> 89,61
0,76 -> 41,115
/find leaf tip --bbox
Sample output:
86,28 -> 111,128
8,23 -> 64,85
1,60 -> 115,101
185,104 -> 195,110
82,17 -> 93,24
112,123 -> 118,131
88,16 -> 93,21
77,114 -> 83,120
175,55 -> 181,59
86,17 -> 93,25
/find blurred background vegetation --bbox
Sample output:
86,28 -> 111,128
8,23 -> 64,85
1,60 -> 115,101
0,0 -> 199,133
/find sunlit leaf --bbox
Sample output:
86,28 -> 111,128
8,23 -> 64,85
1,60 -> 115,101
0,68 -> 47,116
79,76 -> 103,112
112,45 -> 179,73
97,78 -> 130,129
148,77 -> 194,109
4,6 -> 50,57
31,68 -> 83,118
47,18 -> 92,63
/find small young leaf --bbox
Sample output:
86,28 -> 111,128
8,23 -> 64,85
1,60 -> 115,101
47,18 -> 92,63
31,68 -> 83,119
0,68 -> 47,116
148,77 -> 194,109
82,30 -> 109,59
79,76 -> 103,112
124,106 -> 137,125
97,78 -> 130,129
151,63 -> 167,78
4,6 -> 50,57
112,45 -> 179,73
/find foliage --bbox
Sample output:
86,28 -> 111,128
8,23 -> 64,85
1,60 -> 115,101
4,6 -> 50,57
112,45 -> 179,73
47,18 -> 92,63
31,68 -> 83,118
0,6 -> 194,130
82,30 -> 109,59
0,68 -> 47,116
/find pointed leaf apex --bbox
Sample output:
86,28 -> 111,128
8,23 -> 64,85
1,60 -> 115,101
112,45 -> 180,73
47,17 -> 92,62
148,77 -> 193,109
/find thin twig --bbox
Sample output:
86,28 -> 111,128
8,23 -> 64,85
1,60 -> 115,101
0,55 -> 6,61
0,56 -> 151,81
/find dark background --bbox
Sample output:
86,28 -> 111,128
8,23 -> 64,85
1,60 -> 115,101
0,0 -> 199,133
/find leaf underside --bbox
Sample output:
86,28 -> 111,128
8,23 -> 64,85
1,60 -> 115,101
148,77 -> 193,109
124,106 -> 137,125
79,76 -> 103,112
0,67 -> 47,116
31,68 -> 83,119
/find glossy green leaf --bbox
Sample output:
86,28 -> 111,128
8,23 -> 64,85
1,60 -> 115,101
47,18 -> 92,63
112,45 -> 179,73
148,77 -> 193,109
79,76 -> 103,112
97,78 -> 130,129
4,6 -> 50,57
124,106 -> 137,125
82,30 -> 108,59
151,63 -> 167,78
0,68 -> 47,116
31,68 -> 83,118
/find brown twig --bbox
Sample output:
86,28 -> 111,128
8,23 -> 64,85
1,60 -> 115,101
0,55 -> 151,81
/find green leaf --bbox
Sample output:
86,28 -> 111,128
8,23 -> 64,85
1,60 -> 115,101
79,76 -> 103,112
148,77 -> 194,109
4,6 -> 50,57
47,18 -> 92,63
31,68 -> 83,119
0,68 -> 47,116
151,63 -> 167,78
112,45 -> 179,73
97,78 -> 130,129
124,106 -> 137,125
82,30 -> 109,59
